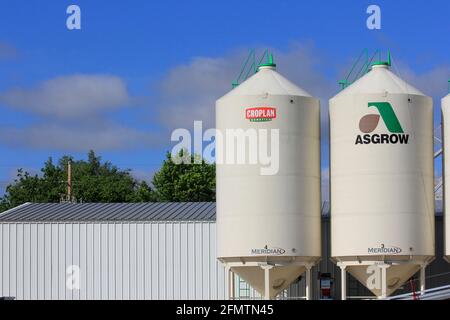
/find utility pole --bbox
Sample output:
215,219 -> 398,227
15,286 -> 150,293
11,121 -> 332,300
67,160 -> 72,202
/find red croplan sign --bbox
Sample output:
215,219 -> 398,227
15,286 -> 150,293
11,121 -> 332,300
245,107 -> 277,122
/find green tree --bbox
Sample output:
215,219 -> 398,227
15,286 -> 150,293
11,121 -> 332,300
0,149 -> 216,213
0,199 -> 9,213
131,181 -> 156,202
0,150 -> 157,212
152,150 -> 215,201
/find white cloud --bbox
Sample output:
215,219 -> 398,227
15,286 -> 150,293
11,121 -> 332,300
0,74 -> 163,152
156,55 -> 240,131
273,43 -> 336,100
0,74 -> 131,119
0,122 -> 160,152
391,61 -> 450,98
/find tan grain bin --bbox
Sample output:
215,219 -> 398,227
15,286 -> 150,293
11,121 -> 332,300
442,90 -> 450,263
216,61 -> 321,299
330,62 -> 435,298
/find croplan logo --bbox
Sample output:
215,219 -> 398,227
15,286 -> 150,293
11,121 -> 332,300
245,107 -> 277,122
355,102 -> 409,145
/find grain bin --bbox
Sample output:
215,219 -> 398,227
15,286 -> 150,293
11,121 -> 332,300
216,54 -> 321,299
442,81 -> 450,263
330,58 -> 435,299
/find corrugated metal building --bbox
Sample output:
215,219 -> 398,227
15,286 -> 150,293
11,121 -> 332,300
0,202 -> 449,300
0,202 -> 225,300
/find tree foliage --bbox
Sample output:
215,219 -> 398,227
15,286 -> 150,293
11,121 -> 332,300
152,150 -> 215,202
0,149 -> 216,212
0,150 -> 155,211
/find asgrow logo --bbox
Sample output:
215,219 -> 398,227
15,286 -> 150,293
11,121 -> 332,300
245,107 -> 277,122
355,102 -> 409,145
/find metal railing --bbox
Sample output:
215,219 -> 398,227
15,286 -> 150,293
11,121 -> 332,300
231,49 -> 275,88
387,285 -> 450,300
338,49 -> 388,90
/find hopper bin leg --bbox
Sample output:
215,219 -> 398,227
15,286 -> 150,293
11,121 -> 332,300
340,266 -> 347,300
261,265 -> 273,300
226,267 -> 235,300
420,264 -> 426,295
305,266 -> 312,300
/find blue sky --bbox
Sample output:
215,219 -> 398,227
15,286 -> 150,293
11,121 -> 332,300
0,0 -> 449,196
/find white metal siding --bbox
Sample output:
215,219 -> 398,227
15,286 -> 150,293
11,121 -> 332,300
0,221 -> 227,300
